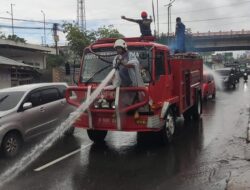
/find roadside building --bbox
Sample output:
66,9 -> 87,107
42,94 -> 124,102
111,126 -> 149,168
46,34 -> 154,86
0,39 -> 55,70
0,55 -> 40,89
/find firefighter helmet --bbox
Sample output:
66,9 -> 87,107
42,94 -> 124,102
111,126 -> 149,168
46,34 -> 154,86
114,39 -> 127,51
141,11 -> 148,18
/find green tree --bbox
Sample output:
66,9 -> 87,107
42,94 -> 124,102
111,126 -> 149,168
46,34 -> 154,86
7,34 -> 26,43
46,54 -> 65,68
63,23 -> 96,57
96,25 -> 124,39
63,23 -> 124,57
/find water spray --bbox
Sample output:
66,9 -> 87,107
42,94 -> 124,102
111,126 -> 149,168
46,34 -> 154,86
0,69 -> 116,187
203,64 -> 223,90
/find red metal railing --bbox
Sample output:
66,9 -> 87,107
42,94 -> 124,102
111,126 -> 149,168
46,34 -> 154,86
65,86 -> 149,113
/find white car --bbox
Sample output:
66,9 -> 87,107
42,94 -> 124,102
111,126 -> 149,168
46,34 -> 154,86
0,83 -> 75,158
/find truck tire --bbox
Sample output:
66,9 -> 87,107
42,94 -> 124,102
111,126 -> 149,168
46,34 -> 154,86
87,130 -> 107,143
192,92 -> 202,120
159,108 -> 176,144
1,132 -> 22,158
183,109 -> 192,121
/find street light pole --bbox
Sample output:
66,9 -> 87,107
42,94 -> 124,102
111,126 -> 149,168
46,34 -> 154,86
41,10 -> 46,46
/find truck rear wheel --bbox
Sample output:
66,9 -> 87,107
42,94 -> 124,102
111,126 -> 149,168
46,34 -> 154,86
159,108 -> 176,144
87,130 -> 107,143
183,109 -> 192,121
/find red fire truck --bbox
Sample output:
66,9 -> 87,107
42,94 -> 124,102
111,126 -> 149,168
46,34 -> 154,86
66,37 -> 203,144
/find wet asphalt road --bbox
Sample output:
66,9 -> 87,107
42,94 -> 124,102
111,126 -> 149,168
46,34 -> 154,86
0,79 -> 250,190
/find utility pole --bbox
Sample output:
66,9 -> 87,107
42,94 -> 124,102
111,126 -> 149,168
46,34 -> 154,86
41,36 -> 44,46
7,4 -> 15,35
41,10 -> 46,46
156,0 -> 160,36
52,23 -> 59,55
77,0 -> 86,31
11,4 -> 14,35
164,0 -> 175,36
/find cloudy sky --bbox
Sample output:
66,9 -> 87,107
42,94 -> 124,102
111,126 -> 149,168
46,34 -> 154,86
0,0 -> 250,45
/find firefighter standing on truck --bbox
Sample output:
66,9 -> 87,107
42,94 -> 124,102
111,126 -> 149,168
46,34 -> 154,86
121,11 -> 152,37
175,17 -> 186,53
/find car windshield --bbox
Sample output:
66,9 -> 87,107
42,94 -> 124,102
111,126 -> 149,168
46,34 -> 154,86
216,70 -> 230,76
81,46 -> 153,83
0,91 -> 25,111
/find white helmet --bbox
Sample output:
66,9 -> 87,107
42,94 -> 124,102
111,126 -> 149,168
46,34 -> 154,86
114,39 -> 127,51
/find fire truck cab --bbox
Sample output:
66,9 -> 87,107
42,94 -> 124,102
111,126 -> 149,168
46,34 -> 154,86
66,37 -> 203,144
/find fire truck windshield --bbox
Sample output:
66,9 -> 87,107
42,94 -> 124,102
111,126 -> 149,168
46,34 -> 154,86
80,46 -> 153,83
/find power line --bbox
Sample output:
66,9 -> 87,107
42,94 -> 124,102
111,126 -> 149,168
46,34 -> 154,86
0,16 -> 56,24
182,15 -> 250,23
164,0 -> 250,16
112,15 -> 250,26
0,24 -> 53,30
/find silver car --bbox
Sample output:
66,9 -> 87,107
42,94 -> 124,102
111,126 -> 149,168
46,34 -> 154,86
0,83 -> 75,157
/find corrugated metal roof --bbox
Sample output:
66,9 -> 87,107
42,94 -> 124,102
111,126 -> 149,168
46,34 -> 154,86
0,39 -> 56,54
0,55 -> 33,68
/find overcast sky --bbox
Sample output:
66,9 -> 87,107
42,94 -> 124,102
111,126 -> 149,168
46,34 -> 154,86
1,0 -> 250,45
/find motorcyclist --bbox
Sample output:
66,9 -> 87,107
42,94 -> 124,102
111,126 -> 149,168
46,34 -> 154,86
243,69 -> 248,82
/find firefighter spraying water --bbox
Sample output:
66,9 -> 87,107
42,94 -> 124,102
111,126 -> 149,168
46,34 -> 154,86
106,39 -> 144,89
66,36 -> 203,144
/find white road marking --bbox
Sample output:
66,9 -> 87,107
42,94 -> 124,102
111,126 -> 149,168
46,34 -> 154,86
34,143 -> 92,172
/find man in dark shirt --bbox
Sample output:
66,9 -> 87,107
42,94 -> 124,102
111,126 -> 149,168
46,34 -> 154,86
175,17 -> 186,53
121,11 -> 152,37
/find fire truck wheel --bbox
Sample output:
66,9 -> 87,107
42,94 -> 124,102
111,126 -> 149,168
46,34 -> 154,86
87,130 -> 107,143
160,108 -> 176,144
183,109 -> 192,121
192,92 -> 202,120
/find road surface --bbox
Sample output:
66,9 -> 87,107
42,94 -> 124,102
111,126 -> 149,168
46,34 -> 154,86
0,79 -> 250,190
